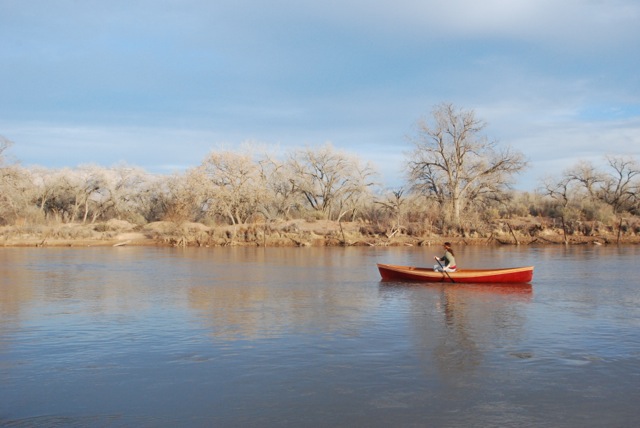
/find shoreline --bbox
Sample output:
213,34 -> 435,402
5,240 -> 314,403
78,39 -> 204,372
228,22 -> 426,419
2,219 -> 639,248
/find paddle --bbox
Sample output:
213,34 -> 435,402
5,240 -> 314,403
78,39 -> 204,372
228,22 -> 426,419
436,259 -> 455,283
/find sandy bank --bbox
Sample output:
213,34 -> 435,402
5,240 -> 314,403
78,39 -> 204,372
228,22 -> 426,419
1,218 -> 639,248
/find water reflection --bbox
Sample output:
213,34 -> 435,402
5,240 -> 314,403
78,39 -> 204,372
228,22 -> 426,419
379,281 -> 532,387
0,250 -> 36,321
186,248 -> 381,341
438,284 -> 530,379
187,279 -> 380,340
1,246 -> 639,427
436,286 -> 483,378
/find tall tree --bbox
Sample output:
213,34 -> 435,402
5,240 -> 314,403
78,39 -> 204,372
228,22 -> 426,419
599,155 -> 639,215
0,136 -> 32,225
406,103 -> 527,226
564,160 -> 604,203
288,143 -> 377,221
544,155 -> 639,218
194,150 -> 267,225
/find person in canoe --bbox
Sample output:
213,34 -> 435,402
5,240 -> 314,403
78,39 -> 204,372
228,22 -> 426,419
434,242 -> 457,272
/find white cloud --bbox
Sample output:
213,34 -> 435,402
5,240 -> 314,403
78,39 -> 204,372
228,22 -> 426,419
1,0 -> 638,193
295,0 -> 640,53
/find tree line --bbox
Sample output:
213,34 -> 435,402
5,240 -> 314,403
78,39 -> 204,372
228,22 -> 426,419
1,104 -> 639,239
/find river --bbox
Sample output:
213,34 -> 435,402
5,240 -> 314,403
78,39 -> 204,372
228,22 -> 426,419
1,245 -> 639,427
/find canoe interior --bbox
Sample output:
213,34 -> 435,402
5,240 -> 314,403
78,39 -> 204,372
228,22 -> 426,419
377,263 -> 534,284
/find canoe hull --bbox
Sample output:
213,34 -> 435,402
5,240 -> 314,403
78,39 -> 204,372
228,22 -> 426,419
377,263 -> 534,284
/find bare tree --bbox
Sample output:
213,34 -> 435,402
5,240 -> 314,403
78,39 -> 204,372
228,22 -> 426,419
75,165 -> 108,223
194,150 -> 267,225
258,155 -> 300,220
0,137 -> 34,225
33,167 -> 99,223
134,173 -> 174,222
288,143 -> 377,220
155,172 -> 205,222
375,188 -> 408,236
540,173 -> 578,243
546,155 -> 640,218
564,160 -> 604,203
30,167 -> 55,218
540,174 -> 573,210
598,155 -> 639,214
90,164 -> 150,223
406,103 -> 527,226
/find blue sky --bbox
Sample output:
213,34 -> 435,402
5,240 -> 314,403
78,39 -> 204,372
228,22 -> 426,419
1,0 -> 639,190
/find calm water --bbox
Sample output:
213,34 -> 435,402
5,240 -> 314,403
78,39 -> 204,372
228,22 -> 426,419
1,245 -> 639,427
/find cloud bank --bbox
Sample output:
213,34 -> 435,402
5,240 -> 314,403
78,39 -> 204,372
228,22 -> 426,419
1,0 -> 639,189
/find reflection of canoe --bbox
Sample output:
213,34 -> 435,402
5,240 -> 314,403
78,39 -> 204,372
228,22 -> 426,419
377,263 -> 534,284
444,283 -> 532,296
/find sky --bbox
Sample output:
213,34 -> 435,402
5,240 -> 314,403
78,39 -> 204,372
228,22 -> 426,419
1,0 -> 639,191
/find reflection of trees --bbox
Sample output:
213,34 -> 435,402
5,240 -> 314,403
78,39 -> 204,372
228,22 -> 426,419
188,280 -> 378,341
0,272 -> 34,318
0,249 -> 160,324
0,251 -> 36,320
186,248 -> 382,341
411,285 -> 531,384
433,288 -> 483,381
0,251 -> 36,355
189,284 -> 286,340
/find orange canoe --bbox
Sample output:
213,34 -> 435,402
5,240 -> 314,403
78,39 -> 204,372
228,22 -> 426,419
377,263 -> 534,284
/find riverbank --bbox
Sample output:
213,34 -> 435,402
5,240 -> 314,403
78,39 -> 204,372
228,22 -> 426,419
2,217 -> 639,248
